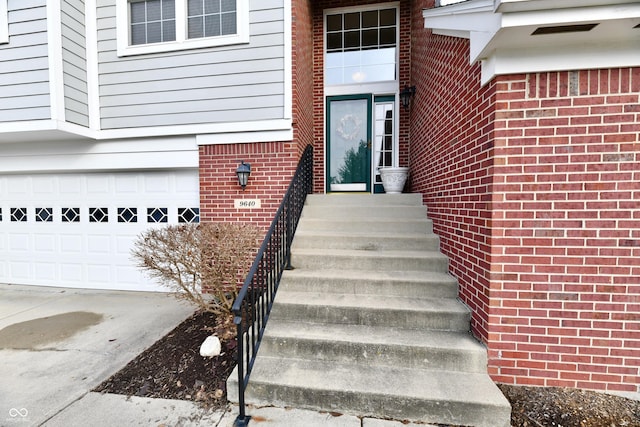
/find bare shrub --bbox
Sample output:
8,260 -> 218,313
132,222 -> 260,318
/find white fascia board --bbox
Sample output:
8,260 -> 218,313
47,0 -> 65,122
484,40 -> 640,84
0,120 -> 97,140
424,0 -> 500,63
97,119 -> 293,141
495,0 -> 640,13
423,0 -> 497,33
0,118 -> 293,145
196,128 -> 294,145
501,3 -> 640,28
424,0 -> 494,18
0,137 -> 199,173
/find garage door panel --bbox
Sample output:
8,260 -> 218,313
0,171 -> 199,292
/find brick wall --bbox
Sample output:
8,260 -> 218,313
489,69 -> 640,393
293,0 -> 315,156
409,5 -> 496,342
199,141 -> 298,229
409,8 -> 640,391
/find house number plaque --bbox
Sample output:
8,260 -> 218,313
234,199 -> 261,209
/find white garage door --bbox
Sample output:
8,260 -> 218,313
0,171 -> 200,292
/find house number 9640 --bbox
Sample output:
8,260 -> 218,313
234,199 -> 261,209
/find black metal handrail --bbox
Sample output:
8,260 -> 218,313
231,145 -> 313,427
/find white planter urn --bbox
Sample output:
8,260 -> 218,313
379,167 -> 409,194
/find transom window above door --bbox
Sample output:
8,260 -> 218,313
117,0 -> 249,56
325,7 -> 398,85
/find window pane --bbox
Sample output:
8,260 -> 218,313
327,14 -> 341,31
325,52 -> 342,68
147,21 -> 161,43
205,14 -> 221,36
131,23 -> 146,44
379,8 -> 395,26
344,30 -> 359,49
188,16 -> 204,38
205,0 -> 220,13
362,29 -> 377,47
188,0 -> 203,16
344,12 -> 359,30
131,2 -> 146,23
380,27 -> 395,46
221,12 -> 236,34
146,0 -> 161,21
327,32 -> 342,51
162,0 -> 175,19
362,10 -> 377,28
163,19 -> 176,40
221,0 -> 235,13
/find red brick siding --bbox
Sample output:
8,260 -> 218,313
409,11 -> 496,342
489,69 -> 640,393
199,142 -> 298,229
311,0 -> 412,193
293,0 -> 315,156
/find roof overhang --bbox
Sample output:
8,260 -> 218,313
424,0 -> 640,85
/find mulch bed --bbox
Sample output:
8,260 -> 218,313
95,310 -> 640,426
94,310 -> 236,411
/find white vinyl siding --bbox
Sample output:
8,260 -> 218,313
97,0 -> 285,130
62,0 -> 89,126
0,0 -> 51,122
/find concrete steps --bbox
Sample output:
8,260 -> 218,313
228,194 -> 510,427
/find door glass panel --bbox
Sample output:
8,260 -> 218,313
374,100 -> 395,186
329,98 -> 370,191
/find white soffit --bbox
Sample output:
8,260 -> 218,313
423,0 -> 640,84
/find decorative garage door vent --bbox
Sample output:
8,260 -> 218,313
2,207 -> 199,224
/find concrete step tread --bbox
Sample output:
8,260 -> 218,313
294,229 -> 438,239
248,356 -> 510,408
299,217 -> 431,225
306,194 -> 424,206
292,248 -> 448,259
263,321 -> 486,353
281,268 -> 457,284
274,291 -> 469,314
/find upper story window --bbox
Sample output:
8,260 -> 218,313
0,0 -> 8,44
325,6 -> 398,86
117,0 -> 249,56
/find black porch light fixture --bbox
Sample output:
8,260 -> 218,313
236,160 -> 251,190
400,85 -> 416,111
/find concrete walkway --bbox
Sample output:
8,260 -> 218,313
0,284 -> 436,427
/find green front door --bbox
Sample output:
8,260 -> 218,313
326,95 -> 372,192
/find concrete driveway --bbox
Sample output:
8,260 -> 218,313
0,283 -> 194,426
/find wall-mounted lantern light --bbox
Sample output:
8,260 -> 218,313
400,85 -> 416,111
236,161 -> 251,190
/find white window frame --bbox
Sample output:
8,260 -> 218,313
0,0 -> 8,44
116,0 -> 249,57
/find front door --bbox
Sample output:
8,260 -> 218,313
326,95 -> 372,192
